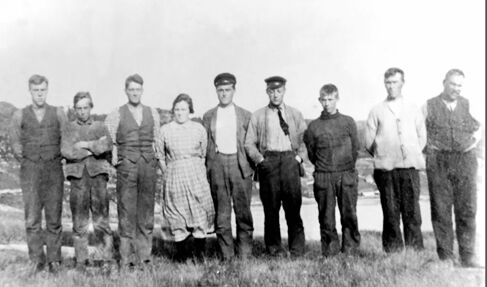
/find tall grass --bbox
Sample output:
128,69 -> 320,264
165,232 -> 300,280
0,232 -> 483,287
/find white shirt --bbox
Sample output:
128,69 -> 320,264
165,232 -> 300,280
215,104 -> 237,154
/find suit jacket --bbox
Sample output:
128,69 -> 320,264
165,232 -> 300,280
202,104 -> 254,178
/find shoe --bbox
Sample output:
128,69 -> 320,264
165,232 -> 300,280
48,261 -> 62,274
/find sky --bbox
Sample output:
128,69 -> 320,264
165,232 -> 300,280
0,0 -> 484,121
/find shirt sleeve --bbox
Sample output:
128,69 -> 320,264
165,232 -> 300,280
295,110 -> 308,160
244,112 -> 264,164
56,106 -> 69,133
303,126 -> 316,165
348,118 -> 359,163
8,109 -> 23,161
104,109 -> 120,165
61,124 -> 92,160
200,124 -> 208,158
414,106 -> 427,151
88,123 -> 113,156
151,107 -> 164,160
364,108 -> 378,155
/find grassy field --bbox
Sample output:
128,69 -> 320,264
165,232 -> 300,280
0,215 -> 484,287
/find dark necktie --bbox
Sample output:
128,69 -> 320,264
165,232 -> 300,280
277,109 -> 289,136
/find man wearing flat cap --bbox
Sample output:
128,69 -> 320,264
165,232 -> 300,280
105,74 -> 163,269
245,76 -> 307,257
202,73 -> 254,260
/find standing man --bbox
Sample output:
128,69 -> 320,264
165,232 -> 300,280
61,92 -> 114,271
9,74 -> 67,273
304,84 -> 360,257
202,73 -> 254,260
105,74 -> 162,269
245,76 -> 307,257
365,68 -> 425,253
424,69 -> 481,267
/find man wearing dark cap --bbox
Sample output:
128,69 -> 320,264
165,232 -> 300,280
202,73 -> 254,260
245,76 -> 307,257
61,92 -> 114,272
105,74 -> 163,269
9,74 -> 68,274
304,84 -> 360,257
423,69 -> 482,267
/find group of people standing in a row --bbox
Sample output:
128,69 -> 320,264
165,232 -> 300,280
8,67 -> 481,274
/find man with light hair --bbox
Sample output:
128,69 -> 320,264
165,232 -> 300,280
9,74 -> 68,274
424,69 -> 481,267
365,68 -> 426,253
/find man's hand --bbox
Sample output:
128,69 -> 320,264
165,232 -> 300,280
295,155 -> 303,163
74,141 -> 91,150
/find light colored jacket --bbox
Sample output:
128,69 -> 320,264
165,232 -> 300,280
245,103 -> 307,165
365,97 -> 426,171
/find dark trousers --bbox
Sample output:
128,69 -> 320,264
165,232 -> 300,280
69,168 -> 113,263
373,168 -> 424,252
20,158 -> 64,264
116,157 -> 157,265
258,151 -> 305,256
209,153 -> 253,260
313,170 -> 360,256
426,150 -> 477,263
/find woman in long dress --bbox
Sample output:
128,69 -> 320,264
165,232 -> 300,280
158,93 -> 215,262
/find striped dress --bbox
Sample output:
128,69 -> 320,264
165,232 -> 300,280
158,120 -> 215,242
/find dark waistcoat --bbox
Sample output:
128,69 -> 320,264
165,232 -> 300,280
426,95 -> 479,152
116,105 -> 155,162
20,104 -> 61,161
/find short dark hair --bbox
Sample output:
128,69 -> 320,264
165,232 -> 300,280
319,84 -> 339,98
444,69 -> 465,81
384,67 -> 404,81
73,91 -> 94,108
125,74 -> 144,88
28,74 -> 48,87
172,93 -> 194,114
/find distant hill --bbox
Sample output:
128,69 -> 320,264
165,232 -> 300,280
0,102 -> 17,136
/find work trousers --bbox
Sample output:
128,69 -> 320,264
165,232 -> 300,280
258,151 -> 305,256
426,150 -> 477,263
116,157 -> 157,265
20,158 -> 64,264
69,168 -> 113,263
313,170 -> 360,256
373,168 -> 424,253
209,153 -> 253,260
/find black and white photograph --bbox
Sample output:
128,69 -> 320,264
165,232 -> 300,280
0,0 -> 484,286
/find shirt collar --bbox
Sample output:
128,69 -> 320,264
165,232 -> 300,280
320,110 -> 340,120
76,117 -> 93,126
268,102 -> 286,110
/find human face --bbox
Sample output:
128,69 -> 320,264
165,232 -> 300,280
29,81 -> 48,108
443,74 -> 464,101
319,92 -> 339,114
74,98 -> 92,123
384,73 -> 404,99
173,100 -> 190,124
216,84 -> 235,107
125,81 -> 143,106
266,86 -> 285,107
